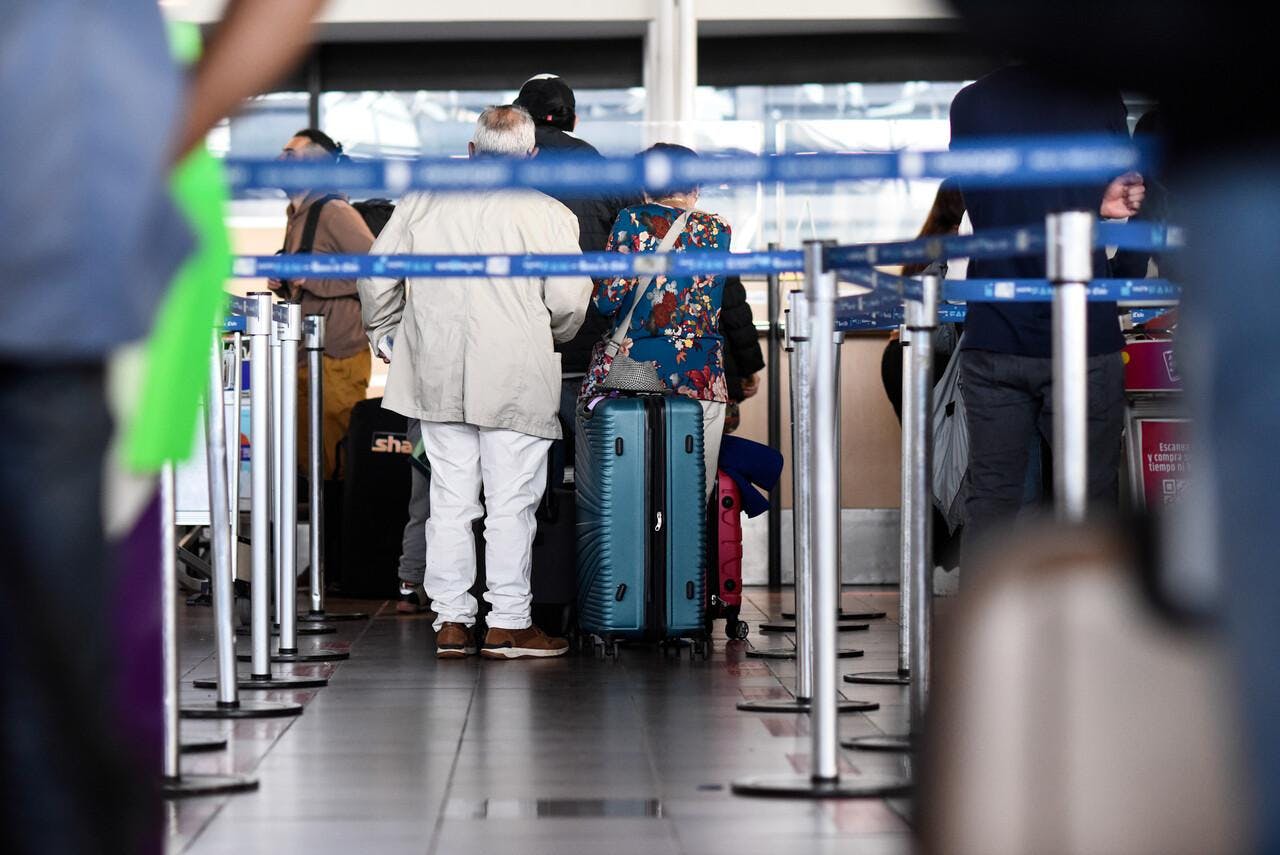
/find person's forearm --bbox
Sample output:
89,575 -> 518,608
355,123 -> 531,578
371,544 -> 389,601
174,0 -> 328,160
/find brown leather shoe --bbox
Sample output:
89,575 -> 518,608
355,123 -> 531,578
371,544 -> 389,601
435,622 -> 476,659
481,626 -> 569,660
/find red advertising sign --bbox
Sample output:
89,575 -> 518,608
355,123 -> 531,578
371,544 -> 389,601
1123,339 -> 1181,393
1138,418 -> 1190,507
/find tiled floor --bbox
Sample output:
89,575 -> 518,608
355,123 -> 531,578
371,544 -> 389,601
170,588 -> 915,855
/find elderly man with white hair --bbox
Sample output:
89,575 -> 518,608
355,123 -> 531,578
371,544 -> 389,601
359,105 -> 591,659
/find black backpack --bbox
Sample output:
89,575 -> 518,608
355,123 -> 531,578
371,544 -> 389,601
293,196 -> 396,255
352,199 -> 395,238
277,196 -> 397,296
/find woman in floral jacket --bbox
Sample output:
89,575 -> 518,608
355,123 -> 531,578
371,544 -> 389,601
580,143 -> 732,498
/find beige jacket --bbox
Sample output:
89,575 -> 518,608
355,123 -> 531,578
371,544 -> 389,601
358,189 -> 591,440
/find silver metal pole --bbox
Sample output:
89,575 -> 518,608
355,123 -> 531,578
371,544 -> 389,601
206,336 -> 239,705
162,449 -> 259,797
832,330 -> 844,603
1047,211 -> 1095,523
897,320 -> 915,675
805,240 -> 840,783
791,290 -> 815,702
250,296 -> 274,678
306,315 -> 326,616
160,462 -> 181,781
277,305 -> 301,653
193,294 -> 328,691
228,332 -> 243,583
271,320 -> 284,629
733,249 -> 909,797
908,275 -> 939,737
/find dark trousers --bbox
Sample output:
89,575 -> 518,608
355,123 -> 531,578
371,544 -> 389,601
960,349 -> 1125,559
0,363 -> 145,855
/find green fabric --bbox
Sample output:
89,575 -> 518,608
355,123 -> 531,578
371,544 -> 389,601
120,22 -> 232,469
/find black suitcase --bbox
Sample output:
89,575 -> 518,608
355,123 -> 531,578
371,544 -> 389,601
530,481 -> 577,635
470,428 -> 578,635
338,398 -> 412,597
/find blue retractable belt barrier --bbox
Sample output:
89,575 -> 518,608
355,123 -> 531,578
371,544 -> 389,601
231,250 -> 804,279
224,136 -> 1151,196
824,221 -> 1180,271
229,221 -> 1174,281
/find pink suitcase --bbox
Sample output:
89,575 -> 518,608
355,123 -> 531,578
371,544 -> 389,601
710,471 -> 749,640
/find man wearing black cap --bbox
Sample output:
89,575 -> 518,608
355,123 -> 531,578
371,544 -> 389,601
513,74 -> 642,461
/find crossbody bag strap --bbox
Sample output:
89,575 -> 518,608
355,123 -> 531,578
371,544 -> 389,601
605,209 -> 694,355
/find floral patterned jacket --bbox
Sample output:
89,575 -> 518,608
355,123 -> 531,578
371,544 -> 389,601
580,203 -> 732,403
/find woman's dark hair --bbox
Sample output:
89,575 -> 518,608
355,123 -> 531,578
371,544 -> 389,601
643,142 -> 700,197
293,128 -> 344,160
902,178 -> 965,276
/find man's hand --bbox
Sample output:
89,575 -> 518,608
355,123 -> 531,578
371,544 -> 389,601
267,278 -> 284,292
1101,172 -> 1146,219
740,373 -> 761,399
174,0 -> 328,160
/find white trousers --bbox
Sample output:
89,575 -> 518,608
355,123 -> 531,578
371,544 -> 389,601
700,400 -> 726,501
419,422 -> 552,632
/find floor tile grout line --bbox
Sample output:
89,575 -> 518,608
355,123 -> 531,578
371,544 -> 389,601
424,656 -> 482,855
623,644 -> 692,855
181,599 -> 391,853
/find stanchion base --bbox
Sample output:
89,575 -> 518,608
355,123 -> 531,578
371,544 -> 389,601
236,648 -> 350,663
842,734 -> 913,753
179,737 -> 228,754
731,773 -> 911,800
302,609 -> 368,622
235,623 -> 338,637
162,774 -> 259,799
736,698 -> 879,714
746,648 -> 863,660
844,670 -> 910,686
759,621 -> 869,634
181,699 -> 303,719
780,610 -> 887,621
192,673 -> 329,691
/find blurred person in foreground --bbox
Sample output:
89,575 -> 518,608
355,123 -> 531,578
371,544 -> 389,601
0,2 -> 326,853
513,73 -> 643,467
580,143 -> 733,500
950,64 -> 1144,565
359,106 -> 591,660
270,128 -> 376,479
947,3 -> 1280,848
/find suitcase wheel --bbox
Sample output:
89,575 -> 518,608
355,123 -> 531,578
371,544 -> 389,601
725,608 -> 749,641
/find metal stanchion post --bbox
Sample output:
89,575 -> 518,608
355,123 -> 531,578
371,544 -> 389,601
186,327 -> 302,718
846,319 -> 915,689
161,456 -> 257,797
846,274 -> 938,753
227,332 -> 243,584
762,330 -> 885,634
734,242 -> 907,799
260,307 -> 348,662
1048,211 -> 1094,522
766,245 -> 783,590
299,315 -> 366,623
199,293 -> 327,691
236,312 -> 334,637
741,295 -> 875,711
271,320 -> 283,630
